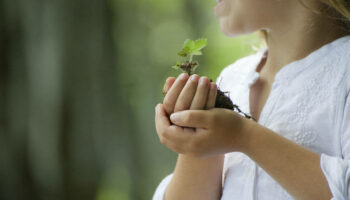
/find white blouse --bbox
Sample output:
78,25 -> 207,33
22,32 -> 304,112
153,35 -> 350,200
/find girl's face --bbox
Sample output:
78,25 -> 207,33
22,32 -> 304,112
214,0 -> 299,36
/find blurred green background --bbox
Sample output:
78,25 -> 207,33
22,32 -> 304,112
0,0 -> 260,199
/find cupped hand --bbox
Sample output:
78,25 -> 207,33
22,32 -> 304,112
155,106 -> 253,157
156,73 -> 218,154
162,73 -> 217,115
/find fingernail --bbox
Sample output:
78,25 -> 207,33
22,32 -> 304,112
170,113 -> 180,122
190,74 -> 199,82
210,82 -> 217,90
199,77 -> 208,86
155,104 -> 161,113
179,73 -> 188,80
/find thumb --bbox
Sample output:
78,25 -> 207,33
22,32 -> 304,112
170,110 -> 209,128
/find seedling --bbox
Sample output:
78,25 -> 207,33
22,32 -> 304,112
171,38 -> 207,75
170,38 -> 255,121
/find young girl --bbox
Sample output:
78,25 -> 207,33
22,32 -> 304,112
154,0 -> 350,199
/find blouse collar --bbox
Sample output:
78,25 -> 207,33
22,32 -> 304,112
247,35 -> 350,86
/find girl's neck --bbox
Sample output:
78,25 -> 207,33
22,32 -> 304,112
260,14 -> 349,81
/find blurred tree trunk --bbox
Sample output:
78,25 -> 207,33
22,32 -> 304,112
0,0 -> 133,200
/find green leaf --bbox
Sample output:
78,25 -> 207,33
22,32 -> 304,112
191,50 -> 202,56
177,46 -> 191,57
176,38 -> 207,60
194,38 -> 207,51
183,39 -> 195,50
172,65 -> 180,70
177,39 -> 196,57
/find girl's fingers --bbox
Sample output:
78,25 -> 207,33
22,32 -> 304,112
163,73 -> 189,115
155,104 -> 171,133
155,104 -> 191,154
174,74 -> 200,112
162,77 -> 176,96
205,82 -> 218,109
155,104 -> 182,151
190,77 -> 210,110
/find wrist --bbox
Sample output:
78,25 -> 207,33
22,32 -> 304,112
178,154 -> 224,162
238,118 -> 260,154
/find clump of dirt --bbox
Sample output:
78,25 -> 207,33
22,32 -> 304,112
215,89 -> 234,109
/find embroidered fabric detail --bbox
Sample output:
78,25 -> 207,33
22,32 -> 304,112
283,56 -> 342,147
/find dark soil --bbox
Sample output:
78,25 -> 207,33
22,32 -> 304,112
215,89 -> 255,121
215,89 -> 234,109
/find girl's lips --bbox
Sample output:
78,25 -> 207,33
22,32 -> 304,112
214,0 -> 225,16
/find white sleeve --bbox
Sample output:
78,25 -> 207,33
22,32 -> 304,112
320,92 -> 350,200
320,155 -> 350,200
152,174 -> 173,200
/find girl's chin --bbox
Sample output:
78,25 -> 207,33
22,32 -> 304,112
219,19 -> 256,37
220,27 -> 254,37
219,20 -> 240,36
221,29 -> 243,37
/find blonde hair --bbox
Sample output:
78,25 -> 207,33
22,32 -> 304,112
259,0 -> 350,45
320,0 -> 350,21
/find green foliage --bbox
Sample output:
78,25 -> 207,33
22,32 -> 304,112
177,38 -> 207,59
171,38 -> 208,75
